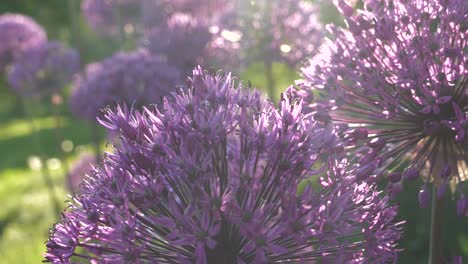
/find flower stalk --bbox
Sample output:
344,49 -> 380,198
22,98 -> 61,216
429,184 -> 445,264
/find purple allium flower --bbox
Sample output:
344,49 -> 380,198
81,0 -> 141,36
166,0 -> 228,17
143,13 -> 212,77
142,2 -> 242,76
140,0 -> 169,29
301,0 -> 468,206
141,0 -> 239,75
46,67 -> 402,263
218,0 -> 322,69
66,153 -> 97,194
7,41 -> 80,98
141,0 -> 229,28
70,49 -> 180,121
0,13 -> 46,70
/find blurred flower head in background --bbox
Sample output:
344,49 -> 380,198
45,67 -> 402,263
66,152 -> 97,194
300,0 -> 467,210
70,49 -> 180,121
217,0 -> 323,70
7,41 -> 80,99
143,13 -> 212,77
141,0 -> 239,76
141,0 -> 230,25
0,13 -> 47,71
81,0 -> 141,37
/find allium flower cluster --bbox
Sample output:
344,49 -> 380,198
218,0 -> 323,68
7,41 -> 80,98
143,13 -> 212,77
81,0 -> 141,36
70,49 -> 180,121
45,67 -> 402,263
300,0 -> 467,210
141,0 -> 247,75
66,153 -> 97,194
0,13 -> 46,70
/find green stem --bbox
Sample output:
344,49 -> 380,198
429,184 -> 444,264
22,99 -> 61,216
264,59 -> 276,103
52,102 -> 71,184
67,0 -> 82,54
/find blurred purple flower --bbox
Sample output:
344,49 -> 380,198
66,153 -> 97,194
0,13 -> 46,70
141,0 -> 229,28
70,49 -> 180,121
301,0 -> 467,208
143,13 -> 212,77
81,0 -> 141,36
45,67 -> 402,263
166,0 -> 228,17
216,0 -> 323,69
453,256 -> 463,264
7,41 -> 79,98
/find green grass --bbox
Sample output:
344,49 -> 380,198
0,115 -> 106,263
241,61 -> 300,103
0,168 -> 63,262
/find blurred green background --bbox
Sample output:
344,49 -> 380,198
0,1 -> 466,263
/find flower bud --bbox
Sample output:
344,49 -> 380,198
418,186 -> 430,208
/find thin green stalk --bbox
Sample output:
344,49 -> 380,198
429,184 -> 444,264
22,99 -> 61,216
51,101 -> 71,183
67,0 -> 83,54
264,59 -> 277,103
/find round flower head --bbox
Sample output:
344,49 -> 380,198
141,0 -> 238,75
45,67 -> 402,263
7,41 -> 80,99
70,49 -> 180,121
301,0 -> 467,207
66,153 -> 97,194
81,0 -> 141,36
0,13 -> 46,70
143,13 -> 212,77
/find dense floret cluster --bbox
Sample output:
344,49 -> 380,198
46,67 -> 402,263
300,0 -> 467,208
7,41 -> 79,98
70,49 -> 180,121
